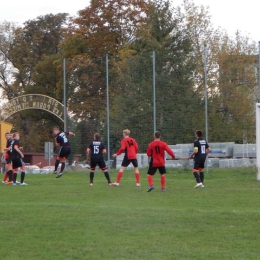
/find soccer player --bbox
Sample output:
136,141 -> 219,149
112,129 -> 140,186
53,126 -> 75,178
146,131 -> 175,192
2,132 -> 14,184
86,133 -> 112,186
189,130 -> 210,188
9,132 -> 27,186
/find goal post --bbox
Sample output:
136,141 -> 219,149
256,103 -> 260,180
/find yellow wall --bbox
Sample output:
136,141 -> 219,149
0,122 -> 13,152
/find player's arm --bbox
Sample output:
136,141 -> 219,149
189,147 -> 198,159
165,145 -> 175,159
112,140 -> 125,157
206,145 -> 210,157
14,145 -> 24,158
86,148 -> 91,163
134,140 -> 138,154
66,131 -> 75,136
146,144 -> 152,157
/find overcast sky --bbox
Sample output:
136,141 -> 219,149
0,0 -> 259,42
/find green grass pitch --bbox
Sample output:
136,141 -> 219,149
0,167 -> 259,260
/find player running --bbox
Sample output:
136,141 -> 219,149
146,131 -> 175,192
52,127 -> 75,178
86,133 -> 112,186
112,129 -> 140,186
189,130 -> 210,188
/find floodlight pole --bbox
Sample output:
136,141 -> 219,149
204,45 -> 208,142
106,54 -> 110,169
63,58 -> 67,131
258,42 -> 260,101
153,51 -> 156,133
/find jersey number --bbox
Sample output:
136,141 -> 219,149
127,140 -> 134,147
155,146 -> 160,154
201,145 -> 206,154
94,146 -> 99,154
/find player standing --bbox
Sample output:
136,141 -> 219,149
10,132 -> 27,186
52,127 -> 75,178
112,129 -> 140,186
86,133 -> 112,186
189,130 -> 210,188
146,131 -> 175,192
2,132 -> 13,184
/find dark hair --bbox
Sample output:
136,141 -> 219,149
154,131 -> 161,138
196,130 -> 203,138
94,133 -> 101,141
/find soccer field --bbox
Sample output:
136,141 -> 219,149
0,167 -> 259,260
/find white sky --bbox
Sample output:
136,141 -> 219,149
0,0 -> 259,42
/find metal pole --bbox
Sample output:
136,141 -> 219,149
204,45 -> 209,173
63,58 -> 67,131
258,41 -> 260,101
204,45 -> 208,142
106,54 -> 110,169
153,51 -> 156,133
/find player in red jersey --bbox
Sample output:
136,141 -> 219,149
146,131 -> 175,192
112,129 -> 140,186
2,132 -> 14,184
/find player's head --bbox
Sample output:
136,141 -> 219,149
123,129 -> 130,137
52,126 -> 60,135
154,131 -> 161,139
94,133 -> 101,141
5,132 -> 11,140
195,130 -> 203,138
13,132 -> 20,140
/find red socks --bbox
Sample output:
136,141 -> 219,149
135,173 -> 140,184
147,175 -> 154,186
116,172 -> 123,183
3,173 -> 8,182
161,175 -> 166,189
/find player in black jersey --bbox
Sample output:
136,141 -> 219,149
52,126 -> 75,178
86,133 -> 111,186
9,132 -> 27,186
189,130 -> 210,188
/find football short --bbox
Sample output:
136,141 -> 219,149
12,158 -> 25,169
121,158 -> 138,168
147,165 -> 166,175
90,158 -> 107,171
193,157 -> 206,171
58,146 -> 71,159
5,158 -> 12,164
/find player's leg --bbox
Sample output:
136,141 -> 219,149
98,160 -> 111,185
3,160 -> 12,183
147,166 -> 156,192
132,159 -> 141,186
89,160 -> 97,186
159,167 -> 167,192
193,160 -> 203,188
199,160 -> 205,187
113,157 -> 129,186
20,160 -> 27,185
56,147 -> 70,178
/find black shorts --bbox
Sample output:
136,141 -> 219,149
147,165 -> 166,175
12,158 -> 25,169
121,158 -> 138,168
90,158 -> 107,171
6,158 -> 12,164
58,146 -> 71,159
193,157 -> 206,171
